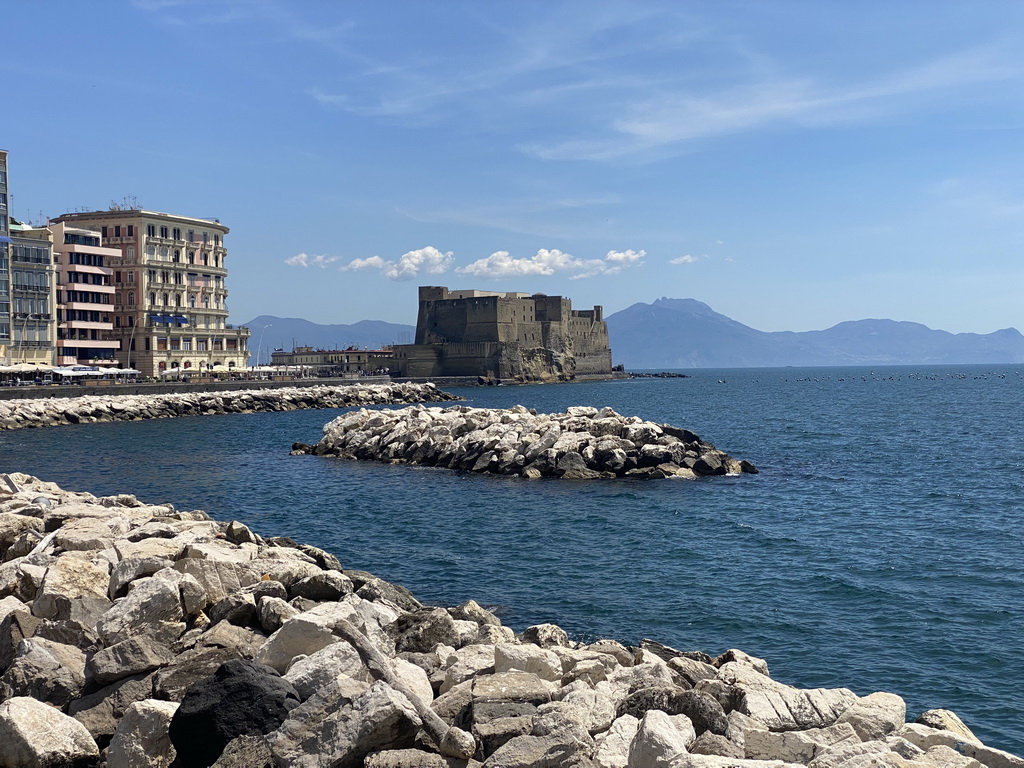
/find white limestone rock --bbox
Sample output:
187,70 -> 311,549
269,679 -> 421,767
894,723 -> 1024,768
172,558 -> 261,604
914,709 -> 979,743
704,662 -> 858,732
745,722 -> 859,763
493,643 -> 562,683
597,660 -> 677,709
106,699 -> 180,768
627,710 -> 696,767
440,643 -> 497,694
595,714 -> 640,768
835,692 -> 907,741
0,636 -> 87,706
97,574 -> 186,646
539,687 -> 616,735
255,613 -> 342,675
0,696 -> 100,767
808,738 -> 905,768
32,553 -> 111,621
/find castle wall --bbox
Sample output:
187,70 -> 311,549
400,286 -> 612,381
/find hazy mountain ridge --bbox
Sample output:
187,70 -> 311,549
606,298 -> 1024,368
241,315 -> 415,357
243,301 -> 1024,368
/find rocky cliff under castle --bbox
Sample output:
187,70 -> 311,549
393,287 -> 613,382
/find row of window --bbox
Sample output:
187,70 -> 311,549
64,234 -> 101,247
66,252 -> 106,267
12,270 -> 50,290
144,245 -> 221,267
12,245 -> 51,264
63,272 -> 109,287
141,270 -> 222,288
154,337 -> 240,351
63,290 -> 111,304
144,225 -> 221,247
13,297 -> 49,314
100,225 -> 134,239
63,309 -> 107,323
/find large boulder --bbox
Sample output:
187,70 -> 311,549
835,692 -> 906,741
0,636 -> 86,706
0,696 -> 100,767
627,710 -> 696,766
168,659 -> 300,767
96,576 -> 185,646
86,636 -> 175,686
106,699 -> 179,768
268,679 -> 422,767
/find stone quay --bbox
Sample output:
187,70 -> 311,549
0,383 -> 460,431
296,404 -> 759,479
0,473 -> 1018,767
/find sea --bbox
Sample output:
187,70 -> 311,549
2,365 -> 1022,755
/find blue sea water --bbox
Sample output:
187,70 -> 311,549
2,365 -> 1022,754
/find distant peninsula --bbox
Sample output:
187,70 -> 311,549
604,298 -> 1024,369
243,299 -> 1024,370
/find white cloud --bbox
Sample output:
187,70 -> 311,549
385,246 -> 454,280
604,249 -> 645,265
338,247 -> 453,281
456,247 -> 645,280
670,254 -> 698,265
285,253 -> 339,268
339,255 -> 390,272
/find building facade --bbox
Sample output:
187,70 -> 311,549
1,150 -> 58,366
8,223 -> 56,366
393,286 -> 613,381
0,150 -> 9,360
45,222 -> 120,366
269,346 -> 393,376
50,209 -> 250,377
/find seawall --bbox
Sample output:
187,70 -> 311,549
0,473 -> 1017,767
0,382 -> 460,431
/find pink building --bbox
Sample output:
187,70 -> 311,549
50,222 -> 120,366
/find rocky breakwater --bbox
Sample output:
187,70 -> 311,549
296,403 -> 758,479
0,473 -> 1019,767
0,383 -> 459,431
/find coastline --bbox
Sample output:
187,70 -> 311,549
0,382 -> 460,431
0,473 -> 1017,767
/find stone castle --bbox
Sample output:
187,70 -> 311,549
392,286 -> 613,381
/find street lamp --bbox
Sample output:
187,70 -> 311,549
256,323 -> 272,368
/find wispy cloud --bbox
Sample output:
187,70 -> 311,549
456,248 -> 644,280
927,175 -> 1024,218
397,193 -> 621,240
339,246 -> 454,281
670,254 -> 699,265
524,43 -> 1024,161
285,253 -> 338,268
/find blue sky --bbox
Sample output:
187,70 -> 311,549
4,1 -> 1023,333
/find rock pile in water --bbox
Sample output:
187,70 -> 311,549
0,473 -> 1019,767
297,404 -> 758,479
0,383 -> 459,431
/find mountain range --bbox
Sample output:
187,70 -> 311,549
240,315 -> 415,363
605,298 -> 1024,368
241,300 -> 1024,369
